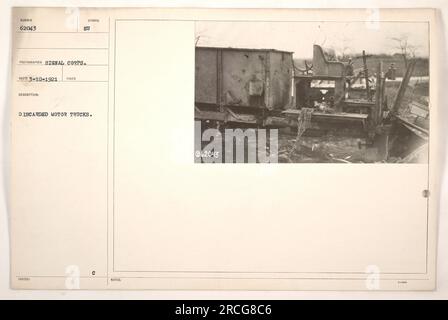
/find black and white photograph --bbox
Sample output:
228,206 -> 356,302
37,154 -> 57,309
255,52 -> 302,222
194,21 -> 429,163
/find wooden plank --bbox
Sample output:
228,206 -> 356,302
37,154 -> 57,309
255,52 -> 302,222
396,115 -> 429,140
409,101 -> 429,111
362,50 -> 372,101
344,99 -> 375,108
196,107 -> 369,128
391,60 -> 416,114
294,75 -> 344,80
312,112 -> 368,120
195,110 -> 225,121
283,109 -> 368,119
409,104 -> 429,118
194,109 -> 259,124
374,61 -> 383,125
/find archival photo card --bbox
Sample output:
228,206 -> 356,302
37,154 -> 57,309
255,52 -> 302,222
9,7 -> 439,291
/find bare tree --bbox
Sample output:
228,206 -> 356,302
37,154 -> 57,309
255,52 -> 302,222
389,34 -> 419,68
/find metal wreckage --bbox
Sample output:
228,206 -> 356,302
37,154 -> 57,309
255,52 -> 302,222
194,44 -> 429,163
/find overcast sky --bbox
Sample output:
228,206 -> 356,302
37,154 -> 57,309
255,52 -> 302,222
196,21 -> 429,58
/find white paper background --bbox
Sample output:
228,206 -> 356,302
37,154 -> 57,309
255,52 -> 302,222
1,0 -> 447,299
